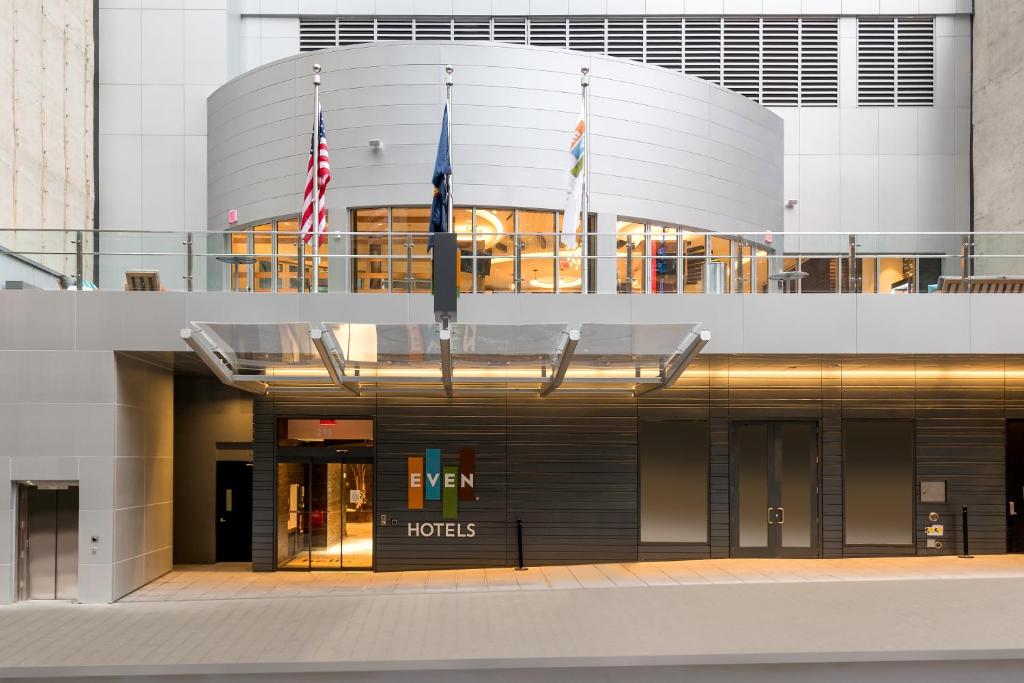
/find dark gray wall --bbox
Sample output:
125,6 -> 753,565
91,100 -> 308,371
250,355 -> 1021,572
173,377 -> 253,564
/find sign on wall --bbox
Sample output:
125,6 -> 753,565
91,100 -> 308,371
405,447 -> 477,538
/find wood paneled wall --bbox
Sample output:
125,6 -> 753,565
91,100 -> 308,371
251,356 -> 1020,571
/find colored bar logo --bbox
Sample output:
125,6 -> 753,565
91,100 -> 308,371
407,447 -> 476,519
407,456 -> 424,510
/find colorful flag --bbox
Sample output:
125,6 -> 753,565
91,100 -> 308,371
429,104 -> 451,243
561,106 -> 586,247
301,104 -> 331,244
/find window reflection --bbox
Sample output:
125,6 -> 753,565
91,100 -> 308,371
353,208 -> 388,293
681,232 -> 705,293
708,236 -> 732,294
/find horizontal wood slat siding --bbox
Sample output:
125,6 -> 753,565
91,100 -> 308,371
248,356 -> 1021,572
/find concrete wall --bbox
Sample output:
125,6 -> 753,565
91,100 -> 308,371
972,0 -> 1024,275
1,290 -> 1022,356
0,0 -> 95,284
207,41 -> 784,239
0,350 -> 172,604
173,376 -> 252,565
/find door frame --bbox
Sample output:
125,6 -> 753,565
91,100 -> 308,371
729,420 -> 822,559
215,460 -> 253,563
274,449 -> 375,571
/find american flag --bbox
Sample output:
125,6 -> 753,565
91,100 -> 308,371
301,104 -> 331,244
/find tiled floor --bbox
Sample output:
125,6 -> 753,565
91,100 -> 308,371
120,554 -> 1024,602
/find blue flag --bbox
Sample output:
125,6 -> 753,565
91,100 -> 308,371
429,104 -> 451,245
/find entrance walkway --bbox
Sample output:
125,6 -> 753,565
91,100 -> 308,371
121,555 -> 1024,602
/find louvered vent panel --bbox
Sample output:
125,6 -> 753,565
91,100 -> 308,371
337,18 -> 374,46
568,18 -> 606,53
493,17 -> 527,45
858,18 -> 897,106
528,19 -> 567,48
645,17 -> 682,71
761,18 -> 799,106
723,18 -> 760,101
377,18 -> 413,41
896,17 -> 934,106
800,18 -> 839,106
684,17 -> 722,84
299,18 -> 337,52
454,18 -> 491,41
415,18 -> 452,41
607,17 -> 644,61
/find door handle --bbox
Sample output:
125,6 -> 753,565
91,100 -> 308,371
777,507 -> 785,524
768,507 -> 775,524
1011,502 -> 1018,516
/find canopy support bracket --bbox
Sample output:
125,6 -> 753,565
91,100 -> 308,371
635,328 -> 711,396
540,328 -> 580,397
440,328 -> 453,397
180,328 -> 268,396
311,328 -> 360,395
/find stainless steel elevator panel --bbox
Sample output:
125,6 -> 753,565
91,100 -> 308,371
21,485 -> 79,601
56,487 -> 79,600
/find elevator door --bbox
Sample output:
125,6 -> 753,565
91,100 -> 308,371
731,422 -> 819,558
19,485 -> 79,600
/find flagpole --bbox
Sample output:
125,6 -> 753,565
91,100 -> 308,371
311,64 -> 322,293
445,65 -> 454,235
580,66 -> 590,292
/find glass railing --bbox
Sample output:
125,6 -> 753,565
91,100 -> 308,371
2,228 -> 1023,294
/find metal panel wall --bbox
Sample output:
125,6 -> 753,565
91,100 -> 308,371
249,355 -> 1016,572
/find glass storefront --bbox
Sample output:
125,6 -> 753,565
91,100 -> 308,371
275,418 -> 374,571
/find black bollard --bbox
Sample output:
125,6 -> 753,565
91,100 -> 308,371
959,505 -> 974,558
515,517 -> 527,570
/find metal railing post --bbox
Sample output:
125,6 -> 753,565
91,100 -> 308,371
75,230 -> 84,289
961,237 -> 970,283
405,237 -> 413,292
847,234 -> 857,293
184,232 -> 194,292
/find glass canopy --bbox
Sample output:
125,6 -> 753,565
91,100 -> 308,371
185,321 -> 707,395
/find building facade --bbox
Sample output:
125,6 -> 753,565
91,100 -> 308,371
5,0 -> 1024,607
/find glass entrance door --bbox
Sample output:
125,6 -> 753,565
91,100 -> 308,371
732,422 -> 819,558
277,459 -> 374,570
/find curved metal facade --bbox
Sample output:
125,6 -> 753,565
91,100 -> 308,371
207,41 -> 783,236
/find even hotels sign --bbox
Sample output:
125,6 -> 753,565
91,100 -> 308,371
407,447 -> 475,520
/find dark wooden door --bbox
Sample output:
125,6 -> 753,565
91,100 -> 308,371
216,461 -> 253,562
1008,421 -> 1024,553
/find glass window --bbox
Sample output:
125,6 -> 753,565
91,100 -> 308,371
844,420 -> 914,545
640,420 -> 709,543
474,208 -> 515,293
230,231 -> 251,292
556,211 -> 584,293
801,257 -> 838,293
253,223 -> 273,292
680,231 -> 705,293
754,249 -> 769,293
519,210 -> 557,293
616,221 -> 645,293
452,208 -> 474,293
860,257 -> 877,293
735,243 -> 753,293
878,257 -> 910,293
649,225 -> 678,293
353,208 -> 388,293
391,207 -> 431,293
277,219 -> 300,293
708,236 -> 732,293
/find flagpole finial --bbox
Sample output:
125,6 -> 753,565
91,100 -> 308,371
445,64 -> 454,85
313,63 -> 322,74
581,66 -> 590,87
